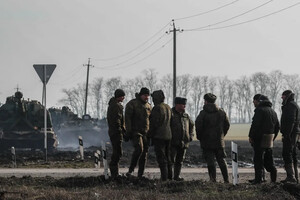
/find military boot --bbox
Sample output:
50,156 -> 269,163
160,165 -> 168,181
252,168 -> 263,184
270,168 -> 277,183
208,166 -> 216,182
168,164 -> 173,180
138,153 -> 147,178
174,164 -> 184,181
282,163 -> 297,183
220,164 -> 229,183
110,165 -> 119,179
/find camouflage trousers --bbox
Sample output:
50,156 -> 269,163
109,137 -> 123,176
128,135 -> 149,177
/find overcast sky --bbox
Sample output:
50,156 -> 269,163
0,0 -> 300,107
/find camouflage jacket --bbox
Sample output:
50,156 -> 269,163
196,103 -> 230,149
148,102 -> 172,140
107,97 -> 125,140
170,107 -> 194,148
125,94 -> 152,137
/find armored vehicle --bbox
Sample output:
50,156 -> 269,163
49,106 -> 109,148
0,92 -> 58,151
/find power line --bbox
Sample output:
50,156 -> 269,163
174,0 -> 240,21
94,33 -> 167,69
50,65 -> 84,86
94,38 -> 173,71
93,20 -> 172,61
186,2 -> 300,32
185,0 -> 274,31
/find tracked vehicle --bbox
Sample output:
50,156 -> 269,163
0,92 -> 58,151
49,106 -> 108,148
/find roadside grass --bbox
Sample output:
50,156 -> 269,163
0,176 -> 298,200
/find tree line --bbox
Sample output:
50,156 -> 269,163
59,69 -> 300,123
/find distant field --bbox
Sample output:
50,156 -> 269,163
225,123 -> 282,141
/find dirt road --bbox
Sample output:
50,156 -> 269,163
0,167 -> 287,183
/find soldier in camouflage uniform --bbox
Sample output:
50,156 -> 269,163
196,93 -> 230,183
107,89 -> 126,179
125,87 -> 152,178
169,97 -> 194,181
280,90 -> 300,183
147,90 -> 172,181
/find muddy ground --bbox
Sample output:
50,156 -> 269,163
0,140 -> 300,200
0,140 -> 285,169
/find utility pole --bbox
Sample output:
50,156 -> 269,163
83,58 -> 93,116
169,20 -> 183,106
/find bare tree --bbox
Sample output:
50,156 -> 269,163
268,70 -> 283,111
59,83 -> 86,117
160,74 -> 173,106
284,74 -> 300,103
104,77 -> 122,116
251,72 -> 269,95
142,68 -> 158,92
218,76 -> 229,109
91,77 -> 104,119
176,74 -> 192,98
225,80 -> 235,122
190,76 -> 205,119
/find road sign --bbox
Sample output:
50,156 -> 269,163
33,64 -> 56,84
33,64 -> 56,162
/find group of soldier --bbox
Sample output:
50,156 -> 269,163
107,87 -> 300,184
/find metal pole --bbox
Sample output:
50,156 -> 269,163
44,65 -> 47,162
173,21 -> 177,106
84,58 -> 91,116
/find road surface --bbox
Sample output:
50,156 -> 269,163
0,167 -> 287,183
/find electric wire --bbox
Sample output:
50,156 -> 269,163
185,0 -> 274,31
93,20 -> 172,61
94,37 -> 173,71
185,2 -> 300,32
94,33 -> 167,69
174,0 -> 240,21
50,65 -> 85,86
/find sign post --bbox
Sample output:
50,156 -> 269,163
231,141 -> 239,185
33,64 -> 56,162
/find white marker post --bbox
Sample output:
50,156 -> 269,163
11,147 -> 16,168
231,141 -> 239,185
79,136 -> 84,161
96,150 -> 101,169
94,152 -> 99,169
101,141 -> 109,179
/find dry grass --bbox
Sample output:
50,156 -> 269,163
0,176 -> 298,200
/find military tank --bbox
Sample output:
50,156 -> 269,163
0,91 -> 58,151
49,106 -> 109,148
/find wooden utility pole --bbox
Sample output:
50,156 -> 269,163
83,58 -> 93,116
169,20 -> 182,106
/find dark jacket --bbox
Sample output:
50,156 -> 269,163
125,93 -> 152,137
249,99 -> 280,143
107,97 -> 125,140
170,107 -> 194,148
195,103 -> 230,149
281,93 -> 300,142
148,102 -> 172,140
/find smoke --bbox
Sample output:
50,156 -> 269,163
56,124 -> 110,149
